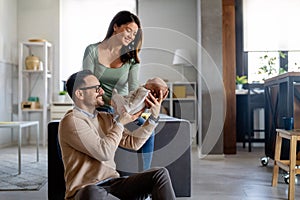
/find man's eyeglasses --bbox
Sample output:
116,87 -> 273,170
79,84 -> 101,93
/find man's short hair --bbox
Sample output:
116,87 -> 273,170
66,70 -> 94,99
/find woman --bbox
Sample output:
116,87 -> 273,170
82,10 -> 154,172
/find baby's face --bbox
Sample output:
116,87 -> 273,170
145,82 -> 168,98
144,83 -> 168,108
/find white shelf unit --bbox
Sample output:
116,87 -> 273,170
162,82 -> 198,134
18,41 -> 53,146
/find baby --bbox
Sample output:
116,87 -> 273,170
112,77 -> 168,115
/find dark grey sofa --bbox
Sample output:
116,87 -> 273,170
47,116 -> 191,199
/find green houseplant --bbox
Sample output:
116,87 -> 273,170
236,75 -> 248,90
59,91 -> 67,95
257,51 -> 288,81
58,91 -> 67,102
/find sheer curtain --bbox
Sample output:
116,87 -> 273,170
243,0 -> 300,83
243,0 -> 300,51
60,0 -> 136,82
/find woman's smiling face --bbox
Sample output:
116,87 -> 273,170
113,22 -> 139,46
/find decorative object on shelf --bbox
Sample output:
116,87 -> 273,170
28,38 -> 47,42
58,91 -> 67,103
28,96 -> 39,102
25,54 -> 40,70
172,49 -> 192,81
21,102 -> 41,109
39,61 -> 43,70
21,96 -> 41,109
173,85 -> 186,98
236,75 -> 248,90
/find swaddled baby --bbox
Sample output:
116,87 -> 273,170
112,77 -> 168,115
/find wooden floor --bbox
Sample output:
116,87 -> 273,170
0,145 -> 299,200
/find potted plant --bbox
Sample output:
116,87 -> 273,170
58,91 -> 67,102
236,75 -> 248,90
59,91 -> 67,95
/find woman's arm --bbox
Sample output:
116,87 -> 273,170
128,62 -> 140,92
82,44 -> 97,72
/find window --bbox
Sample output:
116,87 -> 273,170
288,51 -> 300,72
243,0 -> 300,83
247,52 -> 280,83
60,0 -> 137,81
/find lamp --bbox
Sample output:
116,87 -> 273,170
172,49 -> 192,81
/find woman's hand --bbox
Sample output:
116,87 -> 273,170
145,90 -> 164,118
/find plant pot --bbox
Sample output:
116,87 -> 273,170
236,84 -> 243,90
57,95 -> 66,103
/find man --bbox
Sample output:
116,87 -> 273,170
58,70 -> 175,200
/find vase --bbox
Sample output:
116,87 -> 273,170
25,55 -> 40,70
57,95 -> 65,103
236,84 -> 243,90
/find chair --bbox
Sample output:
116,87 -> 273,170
48,121 -> 65,200
244,83 -> 265,152
47,118 -> 191,198
272,129 -> 300,200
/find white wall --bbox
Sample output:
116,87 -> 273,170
0,0 -> 17,147
138,0 -> 198,83
15,0 -> 59,145
138,0 -> 205,152
0,0 -> 18,64
18,0 -> 60,100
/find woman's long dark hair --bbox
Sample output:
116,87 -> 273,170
103,10 -> 143,64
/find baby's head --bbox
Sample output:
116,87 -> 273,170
144,77 -> 168,98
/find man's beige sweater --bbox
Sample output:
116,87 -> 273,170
58,109 -> 156,199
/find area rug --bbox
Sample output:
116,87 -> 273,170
0,147 -> 47,191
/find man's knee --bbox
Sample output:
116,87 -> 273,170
153,167 -> 171,182
75,185 -> 108,200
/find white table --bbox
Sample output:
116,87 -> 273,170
0,121 -> 39,174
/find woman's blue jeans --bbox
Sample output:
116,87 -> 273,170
135,117 -> 155,171
97,106 -> 154,171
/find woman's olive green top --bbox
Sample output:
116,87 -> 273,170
83,42 -> 140,106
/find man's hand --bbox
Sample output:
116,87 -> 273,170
117,107 -> 139,125
145,90 -> 164,118
161,89 -> 169,101
132,107 -> 146,118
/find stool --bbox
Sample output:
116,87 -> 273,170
272,129 -> 300,200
